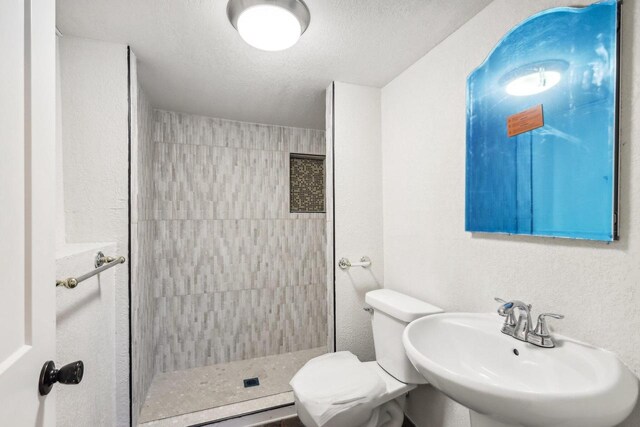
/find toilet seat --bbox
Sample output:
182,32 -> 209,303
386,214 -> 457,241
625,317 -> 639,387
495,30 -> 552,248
290,351 -> 415,427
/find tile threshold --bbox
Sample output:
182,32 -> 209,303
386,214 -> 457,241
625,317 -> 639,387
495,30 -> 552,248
138,391 -> 295,427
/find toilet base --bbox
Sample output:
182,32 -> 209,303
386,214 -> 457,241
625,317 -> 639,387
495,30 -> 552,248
296,395 -> 407,427
374,396 -> 406,427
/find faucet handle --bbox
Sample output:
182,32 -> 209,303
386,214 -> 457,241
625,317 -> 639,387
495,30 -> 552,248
534,313 -> 564,337
495,298 -> 516,335
495,297 -> 514,317
493,297 -> 512,305
494,298 -> 531,312
494,297 -> 513,311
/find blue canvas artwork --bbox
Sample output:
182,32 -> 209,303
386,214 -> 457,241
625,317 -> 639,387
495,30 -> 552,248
465,0 -> 619,241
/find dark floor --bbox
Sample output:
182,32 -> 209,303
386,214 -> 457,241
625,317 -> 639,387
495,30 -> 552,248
403,416 -> 417,427
258,415 -> 416,427
259,417 -> 304,427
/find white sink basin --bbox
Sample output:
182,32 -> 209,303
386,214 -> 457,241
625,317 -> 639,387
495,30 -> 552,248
402,313 -> 638,427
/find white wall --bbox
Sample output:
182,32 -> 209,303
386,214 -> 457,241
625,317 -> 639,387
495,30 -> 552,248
59,36 -> 130,426
333,82 -> 383,361
56,243 -> 117,427
381,0 -> 640,425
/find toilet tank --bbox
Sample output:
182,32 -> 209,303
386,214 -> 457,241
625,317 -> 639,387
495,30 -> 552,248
365,289 -> 443,384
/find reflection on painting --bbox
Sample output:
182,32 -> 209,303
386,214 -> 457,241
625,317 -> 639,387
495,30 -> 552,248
465,0 -> 619,241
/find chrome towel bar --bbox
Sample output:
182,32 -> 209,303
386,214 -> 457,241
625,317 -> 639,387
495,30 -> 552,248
56,251 -> 126,289
338,256 -> 371,270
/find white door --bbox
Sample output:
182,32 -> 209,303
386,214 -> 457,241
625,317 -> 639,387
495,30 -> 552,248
0,0 -> 57,425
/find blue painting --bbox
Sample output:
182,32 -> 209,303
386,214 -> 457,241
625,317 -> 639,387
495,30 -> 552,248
465,1 -> 619,241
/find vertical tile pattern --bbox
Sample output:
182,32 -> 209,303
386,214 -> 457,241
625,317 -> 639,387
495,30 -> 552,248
149,110 -> 328,373
132,83 -> 157,425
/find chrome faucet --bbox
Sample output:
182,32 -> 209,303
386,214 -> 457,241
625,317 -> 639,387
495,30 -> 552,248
495,298 -> 564,348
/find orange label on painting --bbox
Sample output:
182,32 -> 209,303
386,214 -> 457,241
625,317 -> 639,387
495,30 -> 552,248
507,104 -> 544,137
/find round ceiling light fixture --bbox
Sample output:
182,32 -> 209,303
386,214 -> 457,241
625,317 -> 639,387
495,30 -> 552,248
227,0 -> 310,51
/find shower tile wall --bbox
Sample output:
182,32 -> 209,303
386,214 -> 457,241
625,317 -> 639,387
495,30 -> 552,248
151,111 -> 327,373
131,79 -> 157,426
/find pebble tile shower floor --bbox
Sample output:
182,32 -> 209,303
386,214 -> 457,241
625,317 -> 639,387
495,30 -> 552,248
138,347 -> 326,424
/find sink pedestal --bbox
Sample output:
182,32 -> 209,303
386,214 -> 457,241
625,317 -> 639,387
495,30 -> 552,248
470,411 -> 517,427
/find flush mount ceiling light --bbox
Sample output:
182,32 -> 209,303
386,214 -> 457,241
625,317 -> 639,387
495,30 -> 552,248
227,0 -> 310,51
501,60 -> 568,97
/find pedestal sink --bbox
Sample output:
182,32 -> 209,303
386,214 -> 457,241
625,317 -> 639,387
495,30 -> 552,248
402,313 -> 638,427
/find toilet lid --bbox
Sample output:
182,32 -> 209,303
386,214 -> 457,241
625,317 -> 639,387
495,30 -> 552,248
291,351 -> 386,405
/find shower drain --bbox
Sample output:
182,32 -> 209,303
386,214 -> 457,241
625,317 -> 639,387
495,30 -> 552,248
243,377 -> 260,388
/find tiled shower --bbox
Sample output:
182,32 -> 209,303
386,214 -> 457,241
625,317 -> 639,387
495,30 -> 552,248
131,83 -> 328,424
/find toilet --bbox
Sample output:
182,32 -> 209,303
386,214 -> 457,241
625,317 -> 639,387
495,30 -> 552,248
290,289 -> 443,427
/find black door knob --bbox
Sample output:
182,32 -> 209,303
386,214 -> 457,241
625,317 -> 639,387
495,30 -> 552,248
38,360 -> 84,395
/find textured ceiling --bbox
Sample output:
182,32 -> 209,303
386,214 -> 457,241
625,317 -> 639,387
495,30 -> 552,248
57,0 -> 491,129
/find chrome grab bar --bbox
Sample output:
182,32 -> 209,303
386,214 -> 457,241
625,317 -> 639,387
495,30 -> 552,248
56,251 -> 126,289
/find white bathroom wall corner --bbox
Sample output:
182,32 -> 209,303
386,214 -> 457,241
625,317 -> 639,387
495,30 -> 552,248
332,82 -> 383,361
